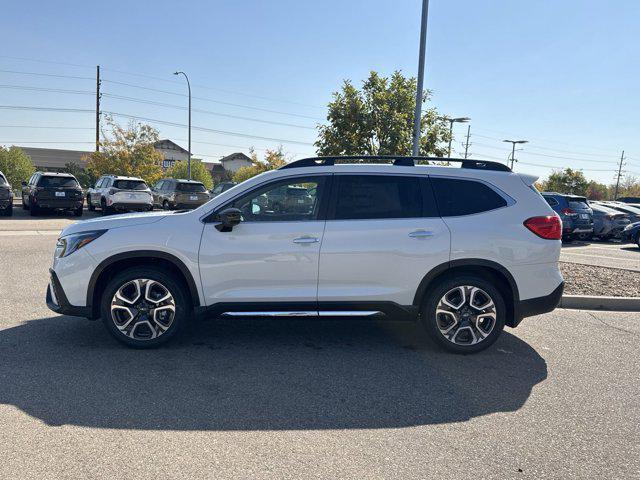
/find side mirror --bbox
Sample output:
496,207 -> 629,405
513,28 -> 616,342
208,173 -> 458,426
215,207 -> 242,232
21,181 -> 27,187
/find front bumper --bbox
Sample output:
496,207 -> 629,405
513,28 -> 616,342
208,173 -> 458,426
512,282 -> 564,327
46,269 -> 92,318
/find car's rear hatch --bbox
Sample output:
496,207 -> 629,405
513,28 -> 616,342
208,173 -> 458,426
566,196 -> 593,229
36,176 -> 82,203
112,179 -> 152,204
175,183 -> 209,205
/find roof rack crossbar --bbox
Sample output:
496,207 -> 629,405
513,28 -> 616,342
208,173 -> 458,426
279,156 -> 511,172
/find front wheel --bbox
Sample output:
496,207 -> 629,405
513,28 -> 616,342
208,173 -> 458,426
100,267 -> 190,348
420,275 -> 506,354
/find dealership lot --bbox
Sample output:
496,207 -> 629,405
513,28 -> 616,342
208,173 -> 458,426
0,231 -> 638,479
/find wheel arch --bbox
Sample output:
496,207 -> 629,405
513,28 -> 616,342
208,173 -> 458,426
87,251 -> 201,319
413,259 -> 520,328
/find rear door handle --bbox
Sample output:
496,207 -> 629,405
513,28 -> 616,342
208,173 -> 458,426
293,236 -> 319,244
408,230 -> 434,238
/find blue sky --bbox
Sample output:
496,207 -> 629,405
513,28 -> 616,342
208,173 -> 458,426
1,0 -> 639,183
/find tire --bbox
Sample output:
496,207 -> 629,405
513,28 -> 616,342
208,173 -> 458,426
4,203 -> 13,217
562,235 -> 572,243
22,195 -> 28,210
74,205 -> 83,217
101,199 -> 111,216
162,200 -> 170,210
420,274 -> 506,354
87,195 -> 95,211
100,266 -> 190,348
576,232 -> 591,242
29,202 -> 39,216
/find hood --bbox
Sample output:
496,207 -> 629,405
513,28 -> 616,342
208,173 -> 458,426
60,210 -> 173,237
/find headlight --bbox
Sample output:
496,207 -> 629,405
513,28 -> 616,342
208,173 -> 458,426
55,230 -> 107,258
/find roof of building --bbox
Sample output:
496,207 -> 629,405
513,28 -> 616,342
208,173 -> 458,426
19,147 -> 91,169
220,152 -> 252,164
154,139 -> 189,154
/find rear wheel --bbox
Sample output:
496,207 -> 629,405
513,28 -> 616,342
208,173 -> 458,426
87,195 -> 95,211
2,203 -> 12,216
101,199 -> 112,216
162,200 -> 170,210
420,274 -> 506,354
73,205 -> 83,217
29,201 -> 39,216
22,195 -> 28,210
100,267 -> 190,348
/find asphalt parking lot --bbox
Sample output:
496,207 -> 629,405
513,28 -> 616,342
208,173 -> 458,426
560,240 -> 640,271
0,227 -> 638,479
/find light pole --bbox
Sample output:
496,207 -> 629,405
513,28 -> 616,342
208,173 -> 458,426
446,117 -> 470,157
411,0 -> 430,156
503,139 -> 528,169
174,71 -> 191,179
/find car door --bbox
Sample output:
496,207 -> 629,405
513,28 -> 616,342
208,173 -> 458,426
152,180 -> 164,206
198,174 -> 331,306
317,174 -> 450,308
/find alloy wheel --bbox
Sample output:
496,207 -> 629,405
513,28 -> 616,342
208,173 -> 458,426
110,279 -> 176,340
435,285 -> 497,346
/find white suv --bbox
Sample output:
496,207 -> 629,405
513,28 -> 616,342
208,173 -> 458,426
47,156 -> 564,353
86,175 -> 153,214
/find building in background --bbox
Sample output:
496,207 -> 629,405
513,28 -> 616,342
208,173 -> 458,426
153,139 -> 190,169
218,152 -> 252,173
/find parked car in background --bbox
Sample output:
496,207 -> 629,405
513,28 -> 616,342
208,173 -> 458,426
541,192 -> 593,241
0,170 -> 13,217
209,181 -> 236,198
152,179 -> 210,210
46,156 -> 564,353
87,175 -> 153,215
599,201 -> 640,224
617,196 -> 640,204
588,202 -> 630,240
265,184 -> 314,214
21,172 -> 83,217
621,221 -> 640,248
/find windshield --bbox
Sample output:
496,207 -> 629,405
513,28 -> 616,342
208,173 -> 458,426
113,180 -> 148,190
38,176 -> 79,188
176,182 -> 206,193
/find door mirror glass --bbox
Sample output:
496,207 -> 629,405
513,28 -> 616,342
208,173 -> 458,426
215,207 -> 242,232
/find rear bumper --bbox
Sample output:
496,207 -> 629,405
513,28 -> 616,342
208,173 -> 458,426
46,269 -> 93,318
172,201 -> 207,209
513,282 -> 564,327
109,202 -> 152,211
35,199 -> 83,209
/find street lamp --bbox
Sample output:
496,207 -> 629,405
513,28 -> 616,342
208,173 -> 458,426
411,0 -> 430,156
503,139 -> 528,170
446,117 -> 470,158
173,71 -> 191,180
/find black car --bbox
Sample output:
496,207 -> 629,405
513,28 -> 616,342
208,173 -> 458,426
617,196 -> 640,204
0,170 -> 13,217
621,222 -> 640,248
541,192 -> 593,241
21,172 -> 83,217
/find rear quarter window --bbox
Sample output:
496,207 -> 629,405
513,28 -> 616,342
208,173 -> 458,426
431,177 -> 508,217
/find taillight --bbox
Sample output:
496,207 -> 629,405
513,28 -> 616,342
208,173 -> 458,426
524,216 -> 562,240
561,208 -> 575,215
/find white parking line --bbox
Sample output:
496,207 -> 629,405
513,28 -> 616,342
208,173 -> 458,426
561,252 -> 634,261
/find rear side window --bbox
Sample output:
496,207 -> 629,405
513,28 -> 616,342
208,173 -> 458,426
38,176 -> 79,188
543,197 -> 559,207
113,180 -> 148,190
431,178 -> 507,216
568,200 -> 588,209
333,175 -> 423,220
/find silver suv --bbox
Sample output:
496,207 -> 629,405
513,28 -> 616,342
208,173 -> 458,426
87,175 -> 153,215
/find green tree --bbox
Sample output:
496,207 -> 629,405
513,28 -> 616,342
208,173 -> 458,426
84,116 -> 164,184
62,162 -> 96,189
585,180 -> 609,200
0,146 -> 35,189
232,148 -> 287,183
540,168 -> 589,195
615,175 -> 640,198
165,159 -> 213,190
315,71 -> 450,157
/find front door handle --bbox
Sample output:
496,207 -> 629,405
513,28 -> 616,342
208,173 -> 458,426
408,230 -> 434,238
293,236 -> 319,244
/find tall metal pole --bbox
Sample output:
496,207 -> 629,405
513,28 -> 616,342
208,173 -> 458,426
510,142 -> 516,169
95,65 -> 100,152
464,124 -> 471,159
447,120 -> 454,158
411,0 -> 430,156
174,71 -> 192,179
614,150 -> 625,200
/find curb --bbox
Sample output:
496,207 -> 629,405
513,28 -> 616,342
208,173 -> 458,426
559,295 -> 640,312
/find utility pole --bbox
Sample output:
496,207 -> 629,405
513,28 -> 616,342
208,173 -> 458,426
174,71 -> 192,179
411,0 -> 429,156
503,139 -> 528,169
95,65 -> 101,152
463,124 -> 471,159
613,150 -> 625,200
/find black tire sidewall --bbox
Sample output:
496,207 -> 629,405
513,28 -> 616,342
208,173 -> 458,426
420,275 -> 506,354
100,267 -> 190,348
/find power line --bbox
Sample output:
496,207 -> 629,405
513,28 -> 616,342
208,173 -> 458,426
101,93 -> 316,130
0,141 -> 93,145
0,105 -> 93,113
0,84 -> 93,95
0,55 -> 93,69
0,69 -> 94,81
0,125 -> 93,130
102,79 -> 322,120
104,111 -> 314,146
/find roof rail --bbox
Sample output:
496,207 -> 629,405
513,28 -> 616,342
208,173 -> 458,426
279,155 -> 511,172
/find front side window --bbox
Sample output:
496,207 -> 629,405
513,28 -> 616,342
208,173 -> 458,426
38,176 -> 79,188
333,175 -> 423,220
431,177 -> 508,216
113,180 -> 148,190
154,181 -> 165,191
227,176 -> 325,222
